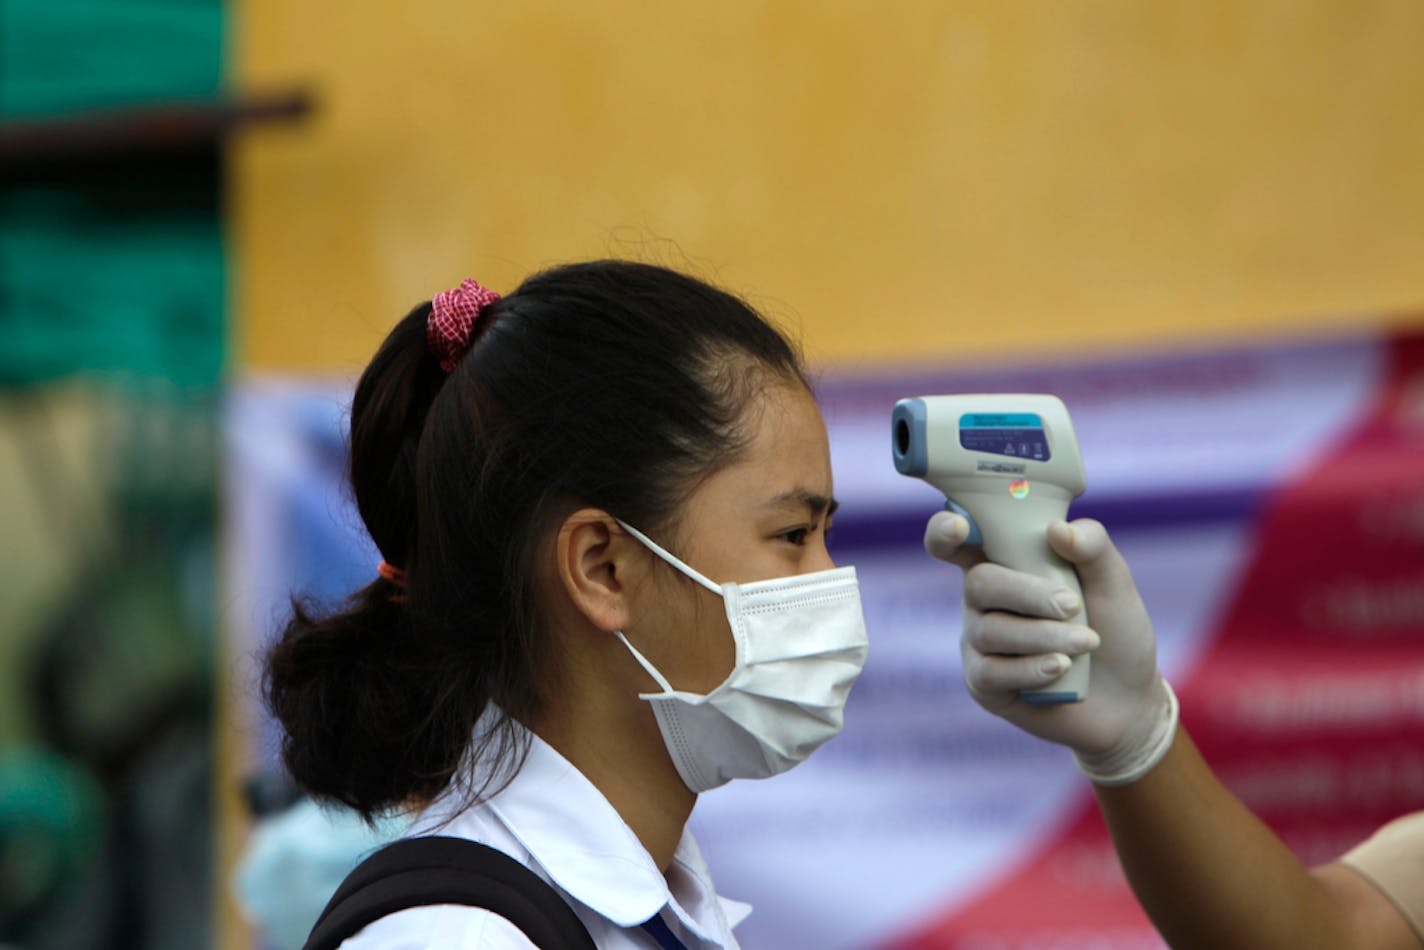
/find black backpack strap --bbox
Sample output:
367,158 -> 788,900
303,835 -> 596,950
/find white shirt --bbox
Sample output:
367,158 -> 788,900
340,726 -> 752,949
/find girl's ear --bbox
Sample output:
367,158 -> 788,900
555,509 -> 644,632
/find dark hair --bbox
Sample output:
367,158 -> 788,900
266,260 -> 806,817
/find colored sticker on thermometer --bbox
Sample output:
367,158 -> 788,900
1009,479 -> 1031,499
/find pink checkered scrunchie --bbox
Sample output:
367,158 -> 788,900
427,277 -> 501,373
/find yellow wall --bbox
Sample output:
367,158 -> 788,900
233,1 -> 1424,372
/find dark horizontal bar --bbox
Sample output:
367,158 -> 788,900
0,89 -> 315,167
828,486 -> 1269,553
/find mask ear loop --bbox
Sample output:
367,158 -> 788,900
611,518 -> 724,696
613,631 -> 677,694
614,519 -> 723,595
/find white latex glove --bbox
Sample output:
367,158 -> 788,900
925,510 -> 1178,785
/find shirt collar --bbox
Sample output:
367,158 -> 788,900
662,828 -> 754,938
415,716 -> 753,937
718,897 -> 754,930
469,722 -> 752,939
483,728 -> 669,926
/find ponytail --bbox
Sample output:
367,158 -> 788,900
265,303 -> 500,815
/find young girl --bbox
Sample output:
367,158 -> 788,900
267,261 -> 869,948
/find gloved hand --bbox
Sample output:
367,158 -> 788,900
925,511 -> 1178,786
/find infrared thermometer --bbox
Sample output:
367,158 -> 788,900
892,395 -> 1089,703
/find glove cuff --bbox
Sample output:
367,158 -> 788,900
1073,678 -> 1179,787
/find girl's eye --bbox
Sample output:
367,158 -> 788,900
780,527 -> 810,546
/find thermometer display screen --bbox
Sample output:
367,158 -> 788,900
958,412 -> 1051,462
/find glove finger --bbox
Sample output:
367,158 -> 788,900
966,614 -> 1099,658
964,649 -> 1074,694
1047,518 -> 1141,605
924,511 -> 985,569
963,562 -> 1083,619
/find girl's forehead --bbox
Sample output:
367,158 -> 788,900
716,386 -> 834,500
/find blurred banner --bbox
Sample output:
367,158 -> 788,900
225,325 -> 1424,949
1,1 -> 225,943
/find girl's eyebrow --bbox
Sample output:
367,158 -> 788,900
762,489 -> 839,518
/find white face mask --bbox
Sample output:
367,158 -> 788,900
613,520 -> 870,794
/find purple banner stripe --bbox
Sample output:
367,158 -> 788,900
828,486 -> 1269,554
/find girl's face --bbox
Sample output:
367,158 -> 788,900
627,381 -> 838,695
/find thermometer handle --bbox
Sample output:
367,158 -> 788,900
946,488 -> 1089,704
